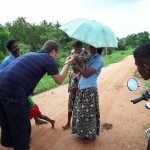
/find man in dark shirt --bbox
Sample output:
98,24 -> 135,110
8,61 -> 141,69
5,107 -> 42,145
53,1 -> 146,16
0,40 -> 74,150
0,39 -> 54,126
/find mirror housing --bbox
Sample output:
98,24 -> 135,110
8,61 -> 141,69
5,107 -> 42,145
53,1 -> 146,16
127,78 -> 139,91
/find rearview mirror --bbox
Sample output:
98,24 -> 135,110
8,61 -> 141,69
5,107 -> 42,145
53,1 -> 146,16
127,78 -> 139,91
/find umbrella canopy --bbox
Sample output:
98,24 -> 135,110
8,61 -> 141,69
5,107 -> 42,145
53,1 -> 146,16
59,18 -> 118,48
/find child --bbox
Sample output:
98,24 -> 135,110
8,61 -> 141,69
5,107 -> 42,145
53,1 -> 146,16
62,62 -> 79,129
28,96 -> 55,128
71,40 -> 91,69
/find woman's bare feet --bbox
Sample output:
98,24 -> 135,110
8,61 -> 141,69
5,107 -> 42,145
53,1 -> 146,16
62,124 -> 70,130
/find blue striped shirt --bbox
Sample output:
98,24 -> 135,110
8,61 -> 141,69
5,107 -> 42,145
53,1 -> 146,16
0,50 -> 59,97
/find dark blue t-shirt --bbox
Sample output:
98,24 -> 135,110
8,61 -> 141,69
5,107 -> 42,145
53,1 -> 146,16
0,50 -> 59,97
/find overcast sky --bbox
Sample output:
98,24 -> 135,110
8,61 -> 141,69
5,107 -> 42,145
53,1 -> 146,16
0,0 -> 149,38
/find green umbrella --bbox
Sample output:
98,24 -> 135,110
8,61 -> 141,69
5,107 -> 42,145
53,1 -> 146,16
59,18 -> 118,48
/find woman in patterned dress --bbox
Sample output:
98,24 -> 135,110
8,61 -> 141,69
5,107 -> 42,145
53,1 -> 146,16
72,45 -> 104,139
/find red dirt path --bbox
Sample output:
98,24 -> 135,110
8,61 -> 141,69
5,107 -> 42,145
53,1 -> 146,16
1,55 -> 149,150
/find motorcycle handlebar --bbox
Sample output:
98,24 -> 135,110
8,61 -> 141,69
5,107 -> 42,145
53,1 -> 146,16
131,96 -> 145,104
131,92 -> 150,104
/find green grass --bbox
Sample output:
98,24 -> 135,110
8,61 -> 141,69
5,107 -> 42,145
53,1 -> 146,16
143,124 -> 150,130
33,74 -> 69,95
103,48 -> 133,67
133,65 -> 150,93
33,48 -> 136,95
146,82 -> 150,91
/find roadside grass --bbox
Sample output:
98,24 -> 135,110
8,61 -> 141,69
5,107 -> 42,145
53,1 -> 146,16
146,82 -> 150,91
104,48 -> 133,67
143,124 -> 150,130
33,74 -> 69,95
33,48 -> 150,95
133,69 -> 150,93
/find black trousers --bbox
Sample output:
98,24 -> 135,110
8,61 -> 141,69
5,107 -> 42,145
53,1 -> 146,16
0,92 -> 31,150
147,139 -> 150,150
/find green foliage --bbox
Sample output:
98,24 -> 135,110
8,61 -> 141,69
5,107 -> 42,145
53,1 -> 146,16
0,25 -> 11,55
18,43 -> 32,54
0,17 -> 150,94
104,48 -> 133,66
118,31 -> 150,50
0,51 -> 5,63
146,81 -> 150,91
33,73 -> 69,94
33,74 -> 57,94
5,17 -> 69,51
143,124 -> 150,130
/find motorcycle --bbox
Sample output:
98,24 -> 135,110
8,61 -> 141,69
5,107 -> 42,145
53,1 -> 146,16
127,78 -> 150,150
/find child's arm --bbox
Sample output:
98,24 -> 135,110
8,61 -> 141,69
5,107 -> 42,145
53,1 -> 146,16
28,96 -> 35,108
76,73 -> 80,80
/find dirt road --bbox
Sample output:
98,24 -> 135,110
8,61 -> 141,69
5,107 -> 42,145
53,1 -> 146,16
1,55 -> 149,150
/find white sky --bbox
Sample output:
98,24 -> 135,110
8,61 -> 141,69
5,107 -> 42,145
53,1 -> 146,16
0,0 -> 149,38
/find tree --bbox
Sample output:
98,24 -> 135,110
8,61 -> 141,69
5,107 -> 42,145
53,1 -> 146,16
118,31 -> 150,50
0,24 -> 11,55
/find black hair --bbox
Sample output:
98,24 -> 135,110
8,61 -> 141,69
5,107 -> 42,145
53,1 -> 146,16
73,40 -> 83,48
97,48 -> 103,54
6,40 -> 16,50
133,42 -> 150,63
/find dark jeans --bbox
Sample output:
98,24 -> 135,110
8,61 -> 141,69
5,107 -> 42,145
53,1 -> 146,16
0,92 -> 31,150
147,139 -> 150,150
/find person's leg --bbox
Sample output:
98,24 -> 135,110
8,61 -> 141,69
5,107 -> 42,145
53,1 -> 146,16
0,95 -> 31,150
63,92 -> 75,130
34,117 -> 47,125
0,100 -> 13,148
30,104 -> 47,125
62,111 -> 72,129
38,114 -> 55,128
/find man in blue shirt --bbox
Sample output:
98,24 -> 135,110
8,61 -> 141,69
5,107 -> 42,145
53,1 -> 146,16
0,40 -> 19,71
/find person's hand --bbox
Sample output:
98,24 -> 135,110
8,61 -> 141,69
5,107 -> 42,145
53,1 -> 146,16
68,85 -> 71,93
65,54 -> 75,64
76,73 -> 80,80
75,56 -> 84,63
